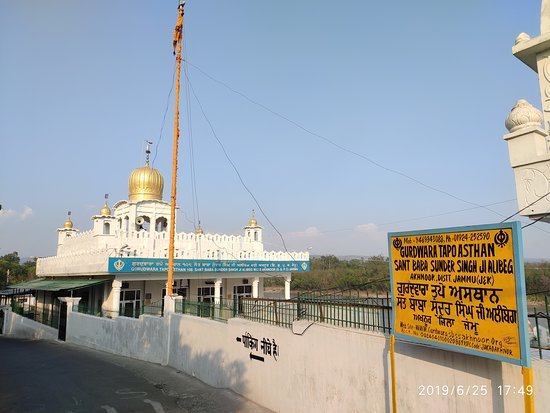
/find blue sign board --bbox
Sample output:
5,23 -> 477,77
108,257 -> 310,274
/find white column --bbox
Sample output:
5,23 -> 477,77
58,297 -> 82,312
252,277 -> 259,298
110,279 -> 122,318
503,101 -> 550,218
214,278 -> 222,305
284,274 -> 292,300
214,278 -> 222,319
164,294 -> 181,314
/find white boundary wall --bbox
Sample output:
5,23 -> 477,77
166,314 -> 550,413
66,312 -> 167,365
4,307 -> 549,412
1,309 -> 58,341
167,315 -> 389,412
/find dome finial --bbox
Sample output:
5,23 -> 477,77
128,141 -> 164,201
100,193 -> 112,216
145,140 -> 152,166
248,209 -> 257,227
63,210 -> 73,229
195,221 -> 204,234
505,99 -> 543,132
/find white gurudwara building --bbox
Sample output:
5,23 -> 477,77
29,149 -> 309,318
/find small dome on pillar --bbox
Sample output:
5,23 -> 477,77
505,99 -> 543,132
515,32 -> 531,45
100,201 -> 112,216
63,211 -> 73,229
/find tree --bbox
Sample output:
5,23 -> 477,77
290,255 -> 391,292
524,261 -> 550,294
0,252 -> 36,289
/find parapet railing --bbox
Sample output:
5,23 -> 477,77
73,300 -> 164,319
240,292 -> 392,334
142,299 -> 164,317
11,297 -> 59,329
175,298 -> 237,322
526,290 -> 550,359
71,289 -> 393,334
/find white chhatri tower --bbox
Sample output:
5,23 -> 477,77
57,211 -> 78,247
92,194 -> 117,240
114,142 -> 172,238
243,211 -> 263,251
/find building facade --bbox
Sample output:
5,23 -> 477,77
30,150 -> 309,318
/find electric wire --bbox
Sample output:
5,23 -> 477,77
152,61 -> 177,167
267,199 -> 516,237
500,190 -> 550,223
208,236 -> 296,279
182,28 -> 201,231
183,72 -> 294,258
183,60 -> 504,217
176,213 -> 304,280
378,199 -> 515,227
184,60 -> 550,236
186,71 -> 201,230
522,214 -> 550,229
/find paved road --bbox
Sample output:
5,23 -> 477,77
0,337 -> 271,413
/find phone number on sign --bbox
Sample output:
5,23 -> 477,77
418,385 -> 488,396
414,232 -> 491,244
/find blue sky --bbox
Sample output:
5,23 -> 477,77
1,1 -> 548,259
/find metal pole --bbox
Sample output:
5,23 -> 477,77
545,295 -> 550,339
167,0 -> 185,298
390,335 -> 398,413
42,290 -> 45,323
534,308 -> 542,360
522,367 -> 535,413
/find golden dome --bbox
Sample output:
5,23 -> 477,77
64,216 -> 73,229
248,217 -> 257,227
128,165 -> 164,202
195,226 -> 204,234
100,201 -> 112,216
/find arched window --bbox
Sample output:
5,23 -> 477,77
254,231 -> 258,241
103,222 -> 111,235
124,216 -> 129,231
155,217 -> 168,232
136,215 -> 150,231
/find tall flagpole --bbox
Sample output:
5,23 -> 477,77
167,0 -> 185,297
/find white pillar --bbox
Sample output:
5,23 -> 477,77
214,278 -> 222,305
58,297 -> 82,312
503,101 -> 550,218
252,277 -> 259,298
110,279 -> 122,318
163,294 -> 181,314
284,274 -> 292,300
57,297 -> 81,340
214,278 -> 222,319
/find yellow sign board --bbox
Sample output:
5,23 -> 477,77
389,222 -> 529,365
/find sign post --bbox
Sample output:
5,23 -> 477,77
390,334 -> 397,413
388,222 -> 532,410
